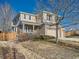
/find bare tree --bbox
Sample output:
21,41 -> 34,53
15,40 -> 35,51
0,3 -> 16,32
36,0 -> 79,43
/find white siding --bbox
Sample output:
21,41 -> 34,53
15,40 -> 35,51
20,13 -> 36,22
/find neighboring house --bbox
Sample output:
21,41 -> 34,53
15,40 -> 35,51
13,11 -> 64,38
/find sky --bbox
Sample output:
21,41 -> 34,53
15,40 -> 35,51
0,0 -> 36,13
0,0 -> 79,31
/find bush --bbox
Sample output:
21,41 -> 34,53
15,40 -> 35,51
18,33 -> 29,42
33,35 -> 55,41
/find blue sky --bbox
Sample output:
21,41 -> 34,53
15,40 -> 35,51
0,0 -> 79,31
0,0 -> 36,13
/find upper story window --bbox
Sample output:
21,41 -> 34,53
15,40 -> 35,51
47,13 -> 52,21
35,16 -> 38,22
29,15 -> 31,20
35,16 -> 37,20
24,14 -> 26,19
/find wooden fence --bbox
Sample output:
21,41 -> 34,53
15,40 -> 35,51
0,32 -> 16,41
64,31 -> 75,37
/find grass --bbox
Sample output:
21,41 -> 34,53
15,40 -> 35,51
21,40 -> 79,59
45,39 -> 79,52
30,37 -> 79,52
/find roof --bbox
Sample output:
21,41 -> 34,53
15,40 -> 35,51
19,10 -> 54,16
19,11 -> 35,16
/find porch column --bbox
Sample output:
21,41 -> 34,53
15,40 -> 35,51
15,27 -> 17,32
22,24 -> 25,32
14,27 -> 16,32
27,26 -> 28,32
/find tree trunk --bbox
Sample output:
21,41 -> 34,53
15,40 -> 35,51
56,23 -> 59,43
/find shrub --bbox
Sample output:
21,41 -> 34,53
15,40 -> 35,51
33,35 -> 55,41
18,33 -> 29,42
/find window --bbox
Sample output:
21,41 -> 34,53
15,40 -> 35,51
35,16 -> 37,20
29,15 -> 31,20
24,14 -> 26,19
47,13 -> 52,21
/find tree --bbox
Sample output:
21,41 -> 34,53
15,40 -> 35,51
0,3 -> 16,32
36,0 -> 79,43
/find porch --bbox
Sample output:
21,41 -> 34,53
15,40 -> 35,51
21,23 -> 40,34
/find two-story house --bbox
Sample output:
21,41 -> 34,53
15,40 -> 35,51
13,11 -> 64,38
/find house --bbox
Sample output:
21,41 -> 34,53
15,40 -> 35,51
13,11 -> 64,38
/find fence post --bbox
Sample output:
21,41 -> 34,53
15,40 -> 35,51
12,48 -> 16,59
